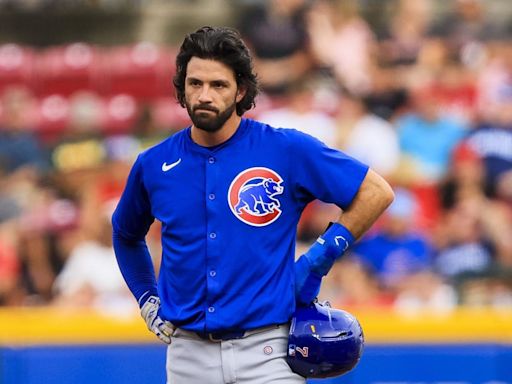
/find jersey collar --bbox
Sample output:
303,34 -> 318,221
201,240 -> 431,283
184,118 -> 251,154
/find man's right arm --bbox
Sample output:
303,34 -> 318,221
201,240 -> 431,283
111,156 -> 158,305
112,192 -> 175,344
111,228 -> 158,305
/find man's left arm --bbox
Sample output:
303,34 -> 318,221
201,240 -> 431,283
336,169 -> 395,238
295,169 -> 394,305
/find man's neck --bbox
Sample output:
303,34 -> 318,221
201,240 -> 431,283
191,115 -> 242,147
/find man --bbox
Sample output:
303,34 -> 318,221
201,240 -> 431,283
112,26 -> 394,384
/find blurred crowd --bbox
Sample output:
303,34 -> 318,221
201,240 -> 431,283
0,0 -> 511,314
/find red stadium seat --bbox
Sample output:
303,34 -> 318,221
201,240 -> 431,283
0,44 -> 35,93
0,86 -> 39,132
34,94 -> 71,142
150,96 -> 190,131
100,94 -> 140,134
33,43 -> 102,97
101,42 -> 175,101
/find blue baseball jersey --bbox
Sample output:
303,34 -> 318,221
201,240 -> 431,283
112,118 -> 368,333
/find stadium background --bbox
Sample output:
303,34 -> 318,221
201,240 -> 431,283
0,0 -> 512,383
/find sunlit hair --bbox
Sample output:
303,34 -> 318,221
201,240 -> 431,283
173,26 -> 259,116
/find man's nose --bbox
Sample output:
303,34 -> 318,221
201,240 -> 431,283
198,85 -> 212,103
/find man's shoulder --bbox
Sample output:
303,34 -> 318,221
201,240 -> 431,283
250,118 -> 317,142
138,130 -> 185,160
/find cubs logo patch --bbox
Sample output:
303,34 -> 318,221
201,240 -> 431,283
228,167 -> 284,227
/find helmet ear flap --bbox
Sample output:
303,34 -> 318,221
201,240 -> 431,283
286,302 -> 364,378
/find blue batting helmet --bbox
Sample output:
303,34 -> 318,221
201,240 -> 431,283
286,301 -> 364,378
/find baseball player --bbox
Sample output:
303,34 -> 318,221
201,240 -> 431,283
112,26 -> 394,384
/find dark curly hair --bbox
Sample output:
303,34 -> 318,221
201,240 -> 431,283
173,26 -> 259,116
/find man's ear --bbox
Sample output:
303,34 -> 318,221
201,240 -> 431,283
236,86 -> 247,103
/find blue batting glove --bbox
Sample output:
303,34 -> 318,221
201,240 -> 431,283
295,222 -> 355,305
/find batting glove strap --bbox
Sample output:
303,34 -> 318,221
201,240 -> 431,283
304,222 -> 355,277
140,295 -> 175,344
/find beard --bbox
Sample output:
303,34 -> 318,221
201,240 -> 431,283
186,100 -> 237,133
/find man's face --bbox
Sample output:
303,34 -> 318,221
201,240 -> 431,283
184,57 -> 243,133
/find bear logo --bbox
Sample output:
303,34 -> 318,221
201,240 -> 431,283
228,167 -> 284,227
235,178 -> 283,215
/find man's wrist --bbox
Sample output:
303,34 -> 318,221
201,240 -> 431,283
306,222 -> 355,276
320,222 -> 355,254
138,290 -> 158,308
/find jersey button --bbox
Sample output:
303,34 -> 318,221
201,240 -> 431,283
208,306 -> 215,313
208,193 -> 215,200
208,157 -> 215,164
209,270 -> 216,277
209,232 -> 217,239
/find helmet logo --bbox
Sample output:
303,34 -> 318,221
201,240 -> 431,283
294,346 -> 309,358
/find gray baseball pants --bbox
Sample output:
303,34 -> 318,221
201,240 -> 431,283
166,324 -> 306,384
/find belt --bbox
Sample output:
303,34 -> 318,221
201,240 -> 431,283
182,324 -> 282,342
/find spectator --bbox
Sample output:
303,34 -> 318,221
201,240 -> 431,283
307,0 -> 376,95
238,0 -> 313,96
378,0 -> 434,67
434,196 -> 496,279
335,90 -> 400,179
429,0 -> 508,61
0,86 -> 48,175
0,170 -> 73,305
257,77 -> 338,146
466,111 -> 512,199
456,270 -> 512,308
393,270 -> 457,313
428,60 -> 479,126
395,87 -> 467,184
350,188 -> 432,291
434,143 -> 512,278
53,198 -> 135,314
439,142 -> 490,208
468,41 -> 512,198
0,223 -> 20,305
362,66 -> 408,121
320,257 -> 395,309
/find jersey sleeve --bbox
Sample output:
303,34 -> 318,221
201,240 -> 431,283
289,130 -> 369,209
112,154 -> 154,240
111,154 -> 158,305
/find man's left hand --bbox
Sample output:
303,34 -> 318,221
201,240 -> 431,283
294,222 -> 355,305
140,295 -> 175,344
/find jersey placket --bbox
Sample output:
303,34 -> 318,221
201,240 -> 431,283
204,152 -> 222,327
